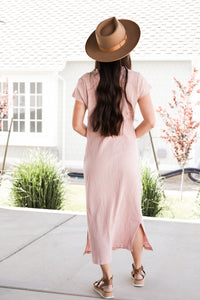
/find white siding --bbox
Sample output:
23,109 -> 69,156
59,61 -> 94,168
60,60 -> 200,172
2,60 -> 199,173
132,60 -> 195,171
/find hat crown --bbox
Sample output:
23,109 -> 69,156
95,17 -> 127,52
85,17 -> 141,62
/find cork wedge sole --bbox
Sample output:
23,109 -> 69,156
93,275 -> 114,299
130,273 -> 144,286
130,264 -> 146,287
93,286 -> 114,299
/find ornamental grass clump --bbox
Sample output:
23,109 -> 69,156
141,163 -> 165,217
11,151 -> 65,210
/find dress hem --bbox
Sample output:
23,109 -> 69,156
83,242 -> 153,256
82,220 -> 153,264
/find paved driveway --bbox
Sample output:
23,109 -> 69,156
0,207 -> 199,300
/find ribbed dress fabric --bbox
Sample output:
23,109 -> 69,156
72,66 -> 153,264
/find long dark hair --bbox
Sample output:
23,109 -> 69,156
90,54 -> 134,137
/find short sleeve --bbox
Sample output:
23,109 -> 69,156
137,73 -> 152,100
72,77 -> 88,108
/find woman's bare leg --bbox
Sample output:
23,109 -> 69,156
99,225 -> 144,280
131,224 -> 144,268
100,263 -> 112,280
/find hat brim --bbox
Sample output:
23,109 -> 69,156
85,19 -> 141,62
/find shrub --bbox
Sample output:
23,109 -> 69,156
141,162 -> 165,217
11,151 -> 65,210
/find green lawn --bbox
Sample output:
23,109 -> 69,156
62,184 -> 86,212
156,191 -> 200,220
0,177 -> 199,220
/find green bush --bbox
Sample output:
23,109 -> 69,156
11,151 -> 65,210
141,163 -> 165,217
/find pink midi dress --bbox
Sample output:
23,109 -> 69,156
72,66 -> 153,265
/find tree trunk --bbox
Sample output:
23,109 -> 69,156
180,165 -> 185,201
1,117 -> 13,176
149,130 -> 160,176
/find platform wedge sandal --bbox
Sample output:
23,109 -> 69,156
93,274 -> 114,298
130,263 -> 146,287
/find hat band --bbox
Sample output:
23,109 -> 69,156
98,34 -> 127,52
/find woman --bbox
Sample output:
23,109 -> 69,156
72,17 -> 156,299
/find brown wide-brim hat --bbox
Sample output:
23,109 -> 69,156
85,17 -> 141,62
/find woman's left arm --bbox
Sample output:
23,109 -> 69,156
72,100 -> 87,137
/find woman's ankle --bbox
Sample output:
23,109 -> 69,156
133,263 -> 142,269
103,273 -> 113,280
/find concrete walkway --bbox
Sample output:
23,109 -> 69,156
0,207 -> 200,300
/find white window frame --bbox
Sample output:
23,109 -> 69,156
0,72 -> 58,147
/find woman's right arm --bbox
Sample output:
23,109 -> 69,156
134,92 -> 156,138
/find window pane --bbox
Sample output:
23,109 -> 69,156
13,108 -> 18,119
37,95 -> 42,106
13,121 -> 18,132
30,109 -> 35,119
3,121 -> 8,131
30,82 -> 35,94
20,121 -> 25,132
37,109 -> 42,120
37,82 -> 42,93
20,95 -> 25,106
37,122 -> 42,132
30,121 -> 35,132
13,82 -> 18,93
20,82 -> 25,93
14,95 -> 18,106
30,96 -> 35,106
20,108 -> 25,119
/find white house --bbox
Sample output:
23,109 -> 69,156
0,0 -> 200,173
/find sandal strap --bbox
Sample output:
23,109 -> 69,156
132,264 -> 146,278
94,275 -> 113,289
94,278 -> 104,287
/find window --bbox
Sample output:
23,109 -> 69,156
13,82 -> 25,132
30,82 -> 42,133
0,80 -> 43,133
